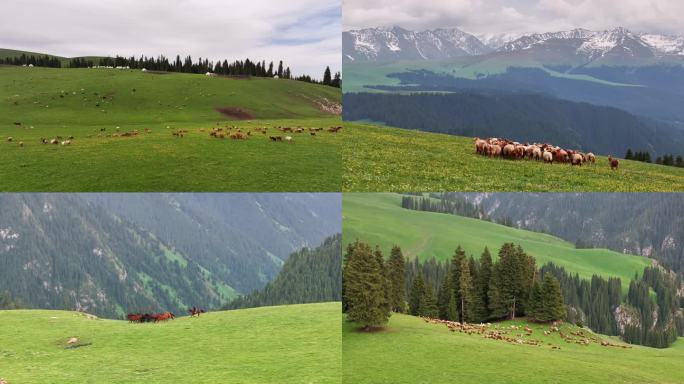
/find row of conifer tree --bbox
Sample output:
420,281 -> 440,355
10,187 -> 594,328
1,53 -> 340,87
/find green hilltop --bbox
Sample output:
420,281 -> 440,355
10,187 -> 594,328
0,66 -> 342,191
342,122 -> 684,192
0,303 -> 341,384
342,193 -> 651,284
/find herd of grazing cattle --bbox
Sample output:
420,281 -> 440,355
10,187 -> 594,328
126,307 -> 206,324
474,137 -> 620,170
422,317 -> 631,350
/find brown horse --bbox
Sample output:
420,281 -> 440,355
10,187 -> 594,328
188,307 -> 206,317
157,312 -> 175,321
127,313 -> 142,323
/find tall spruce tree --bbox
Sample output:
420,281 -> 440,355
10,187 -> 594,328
343,242 -> 390,329
459,256 -> 475,322
387,246 -> 407,313
472,247 -> 493,322
323,66 -> 332,85
539,274 -> 565,321
409,273 -> 425,316
420,281 -> 439,318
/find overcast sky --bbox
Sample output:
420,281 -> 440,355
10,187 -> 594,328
1,0 -> 340,77
343,0 -> 684,36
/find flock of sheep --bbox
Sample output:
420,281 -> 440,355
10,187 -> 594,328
5,123 -> 343,149
422,317 -> 630,350
474,137 -> 618,169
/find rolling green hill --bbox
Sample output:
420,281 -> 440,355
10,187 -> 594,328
343,313 -> 684,384
342,193 -> 651,284
0,66 -> 342,191
341,122 -> 684,191
0,303 -> 341,383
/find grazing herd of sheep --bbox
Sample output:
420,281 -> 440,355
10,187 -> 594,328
4,124 -> 343,149
474,137 -> 617,169
422,316 -> 631,350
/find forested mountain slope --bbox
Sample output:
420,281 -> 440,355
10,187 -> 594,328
0,194 -> 340,318
225,234 -> 342,309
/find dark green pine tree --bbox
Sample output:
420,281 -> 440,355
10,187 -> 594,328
437,275 -> 452,319
459,256 -> 475,323
446,292 -> 459,321
625,149 -> 633,160
488,243 -> 529,319
472,247 -> 492,322
539,274 -> 565,322
277,60 -> 284,77
343,242 -> 391,329
323,66 -> 332,85
450,246 -> 467,319
528,280 -> 543,321
387,246 -> 407,313
419,281 -> 439,318
409,273 -> 426,316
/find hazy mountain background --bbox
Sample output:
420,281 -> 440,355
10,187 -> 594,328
343,26 -> 684,157
0,193 -> 341,318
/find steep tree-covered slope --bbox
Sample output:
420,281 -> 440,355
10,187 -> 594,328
225,234 -> 342,309
0,194 -> 340,318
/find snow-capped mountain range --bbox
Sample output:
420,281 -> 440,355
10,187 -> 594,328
343,26 -> 684,62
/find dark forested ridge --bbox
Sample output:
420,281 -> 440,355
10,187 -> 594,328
442,193 -> 684,274
0,194 -> 340,318
343,91 -> 684,157
225,234 -> 341,309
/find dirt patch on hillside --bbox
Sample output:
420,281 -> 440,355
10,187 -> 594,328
215,106 -> 255,120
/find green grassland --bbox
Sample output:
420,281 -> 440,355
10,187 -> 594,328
0,302 -> 341,384
0,66 -> 342,191
341,122 -> 684,191
343,313 -> 684,384
342,193 -> 650,284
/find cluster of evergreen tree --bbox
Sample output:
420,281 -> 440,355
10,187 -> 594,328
400,194 -> 486,220
654,154 -> 684,168
224,235 -> 341,310
69,57 -> 95,68
539,263 -> 621,335
342,242 -> 565,330
0,54 -> 61,67
540,263 -> 684,348
1,52 -> 340,87
625,149 -> 652,163
622,267 -> 684,348
0,290 -> 22,309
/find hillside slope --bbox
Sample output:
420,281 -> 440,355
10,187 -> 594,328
343,313 -> 684,384
0,303 -> 341,384
0,67 -> 343,191
342,193 -> 650,283
226,234 -> 342,309
343,91 -> 684,157
451,193 -> 684,273
341,122 -> 684,191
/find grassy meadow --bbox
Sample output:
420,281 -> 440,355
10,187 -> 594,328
0,303 -> 341,384
341,122 -> 684,191
0,66 -> 342,191
343,313 -> 684,384
342,193 -> 650,284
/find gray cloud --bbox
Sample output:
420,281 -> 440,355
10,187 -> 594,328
1,0 -> 341,77
343,0 -> 684,36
